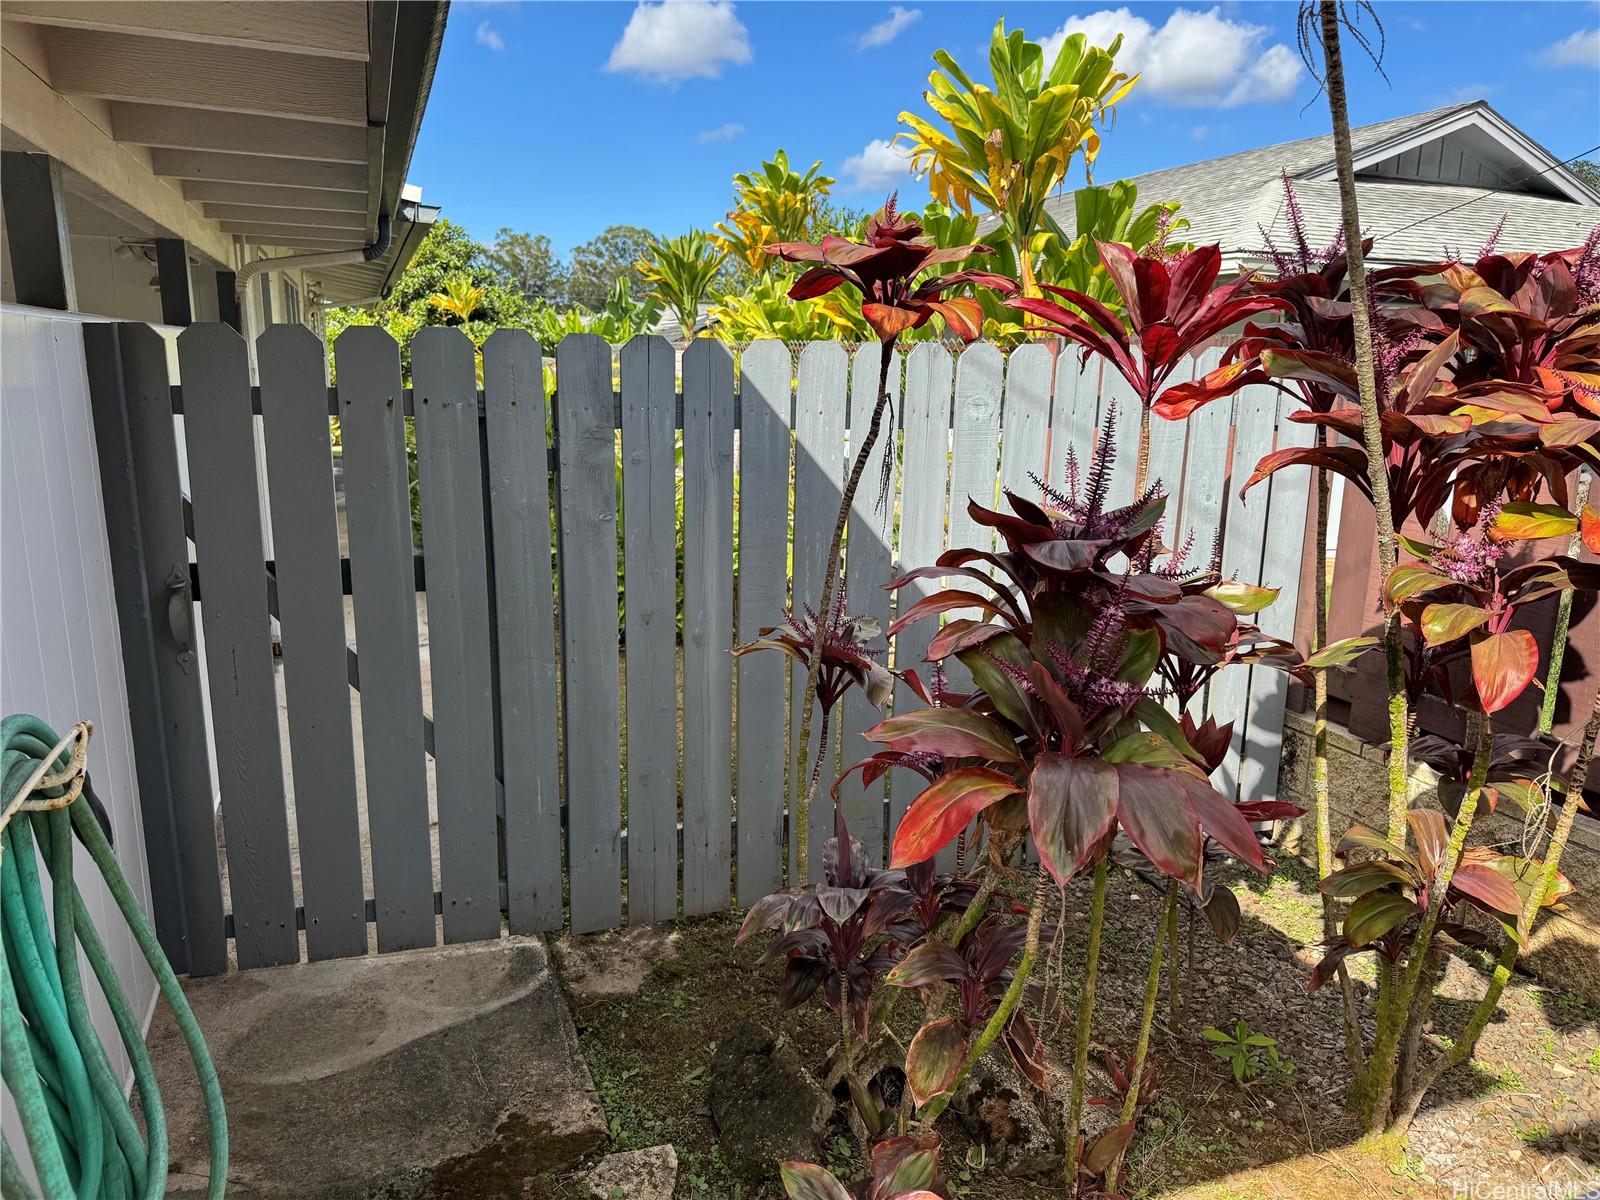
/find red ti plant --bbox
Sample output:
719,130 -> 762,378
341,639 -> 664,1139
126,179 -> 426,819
849,443 -> 1298,1184
736,809 -> 914,1037
1225,225 -> 1600,1131
1385,502 -> 1600,714
765,195 -> 1018,884
736,807 -> 1004,1140
885,913 -> 1047,1107
780,1132 -> 943,1200
1307,809 -> 1566,992
1004,241 -> 1287,487
733,589 -> 893,799
1308,806 -> 1572,1120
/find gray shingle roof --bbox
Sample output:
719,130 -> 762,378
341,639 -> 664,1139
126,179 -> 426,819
1027,102 -> 1598,266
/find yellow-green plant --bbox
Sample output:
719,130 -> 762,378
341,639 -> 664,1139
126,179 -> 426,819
710,274 -> 869,343
713,150 -> 836,275
425,274 -> 487,324
638,230 -> 727,344
900,19 -> 1137,295
1036,181 -> 1187,310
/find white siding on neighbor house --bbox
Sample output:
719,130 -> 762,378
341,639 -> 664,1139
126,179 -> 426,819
0,307 -> 164,1151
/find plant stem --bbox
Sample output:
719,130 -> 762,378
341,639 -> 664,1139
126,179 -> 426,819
1134,402 -> 1152,498
1309,448 -> 1366,1073
948,870 -> 1003,947
1393,682 -> 1600,1129
1539,467 -> 1591,733
1164,885 -> 1181,1020
916,871 -> 1049,1124
1063,857 -> 1111,1187
1316,0 -> 1409,845
1106,881 -> 1176,1185
1363,715 -> 1491,1131
792,339 -> 897,881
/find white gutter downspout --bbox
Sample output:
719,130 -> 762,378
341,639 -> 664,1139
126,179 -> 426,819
234,212 -> 394,303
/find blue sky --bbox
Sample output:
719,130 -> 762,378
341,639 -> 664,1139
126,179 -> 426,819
408,2 -> 1600,255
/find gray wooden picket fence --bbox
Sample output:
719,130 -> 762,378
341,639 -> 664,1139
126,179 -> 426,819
155,323 -> 1313,970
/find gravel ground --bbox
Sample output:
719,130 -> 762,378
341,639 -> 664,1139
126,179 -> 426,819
551,852 -> 1600,1199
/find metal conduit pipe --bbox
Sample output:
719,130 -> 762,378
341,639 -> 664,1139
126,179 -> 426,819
233,212 -> 393,305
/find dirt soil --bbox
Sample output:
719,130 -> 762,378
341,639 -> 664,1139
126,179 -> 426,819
536,857 -> 1600,1199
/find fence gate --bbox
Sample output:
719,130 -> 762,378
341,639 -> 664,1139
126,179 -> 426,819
87,322 -> 1313,973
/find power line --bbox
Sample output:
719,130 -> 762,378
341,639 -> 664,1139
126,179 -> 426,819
1369,141 -> 1600,246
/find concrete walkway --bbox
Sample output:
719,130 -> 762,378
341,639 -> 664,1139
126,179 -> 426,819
146,936 -> 605,1199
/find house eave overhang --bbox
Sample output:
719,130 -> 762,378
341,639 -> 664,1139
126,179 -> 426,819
0,2 -> 449,268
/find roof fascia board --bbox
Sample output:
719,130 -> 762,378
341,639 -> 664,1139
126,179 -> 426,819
1301,106 -> 1599,205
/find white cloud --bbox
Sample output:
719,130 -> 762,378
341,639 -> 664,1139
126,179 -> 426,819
605,1 -> 752,83
1541,27 -> 1599,67
1041,7 -> 1302,108
1437,83 -> 1496,105
1190,124 -> 1209,141
840,138 -> 913,193
475,20 -> 504,51
857,6 -> 921,51
696,122 -> 744,143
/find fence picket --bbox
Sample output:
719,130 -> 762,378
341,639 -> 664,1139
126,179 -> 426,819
838,346 -> 900,865
735,341 -> 792,904
619,335 -> 679,923
890,344 -> 953,842
86,323 -> 228,975
1051,351 -> 1100,476
557,334 -> 623,931
1174,348 -> 1233,578
683,339 -> 736,913
1147,362 -> 1192,508
790,342 -> 848,881
482,330 -> 563,933
411,328 -> 501,943
1214,378 -> 1281,798
336,327 -> 435,951
177,324 -> 299,968
258,325 -> 366,961
1101,367 -> 1145,509
998,342 -> 1053,508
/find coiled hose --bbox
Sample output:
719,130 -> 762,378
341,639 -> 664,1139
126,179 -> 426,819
1,715 -> 227,1198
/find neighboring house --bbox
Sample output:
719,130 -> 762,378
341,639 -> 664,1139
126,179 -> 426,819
0,1 -> 446,342
1040,101 -> 1599,267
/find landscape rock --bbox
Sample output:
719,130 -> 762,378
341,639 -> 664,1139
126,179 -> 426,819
582,1145 -> 678,1200
708,1020 -> 830,1184
952,1056 -> 1069,1178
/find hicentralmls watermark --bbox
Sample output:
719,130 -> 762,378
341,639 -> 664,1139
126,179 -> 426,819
1449,1180 -> 1600,1200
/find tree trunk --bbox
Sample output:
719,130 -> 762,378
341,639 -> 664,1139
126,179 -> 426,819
1106,881 -> 1175,1185
1310,446 -> 1366,1072
1316,0 -> 1410,846
1363,715 -> 1491,1130
1540,468 -> 1591,732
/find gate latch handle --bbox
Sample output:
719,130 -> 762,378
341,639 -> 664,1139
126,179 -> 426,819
165,567 -> 192,652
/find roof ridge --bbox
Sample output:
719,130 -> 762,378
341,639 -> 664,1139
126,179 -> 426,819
1113,101 -> 1484,191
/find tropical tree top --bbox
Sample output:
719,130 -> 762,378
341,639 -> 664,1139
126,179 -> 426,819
899,19 -> 1138,292
637,230 -> 727,343
714,149 -> 837,275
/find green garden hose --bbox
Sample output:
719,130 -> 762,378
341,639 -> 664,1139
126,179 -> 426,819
1,715 -> 227,1199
